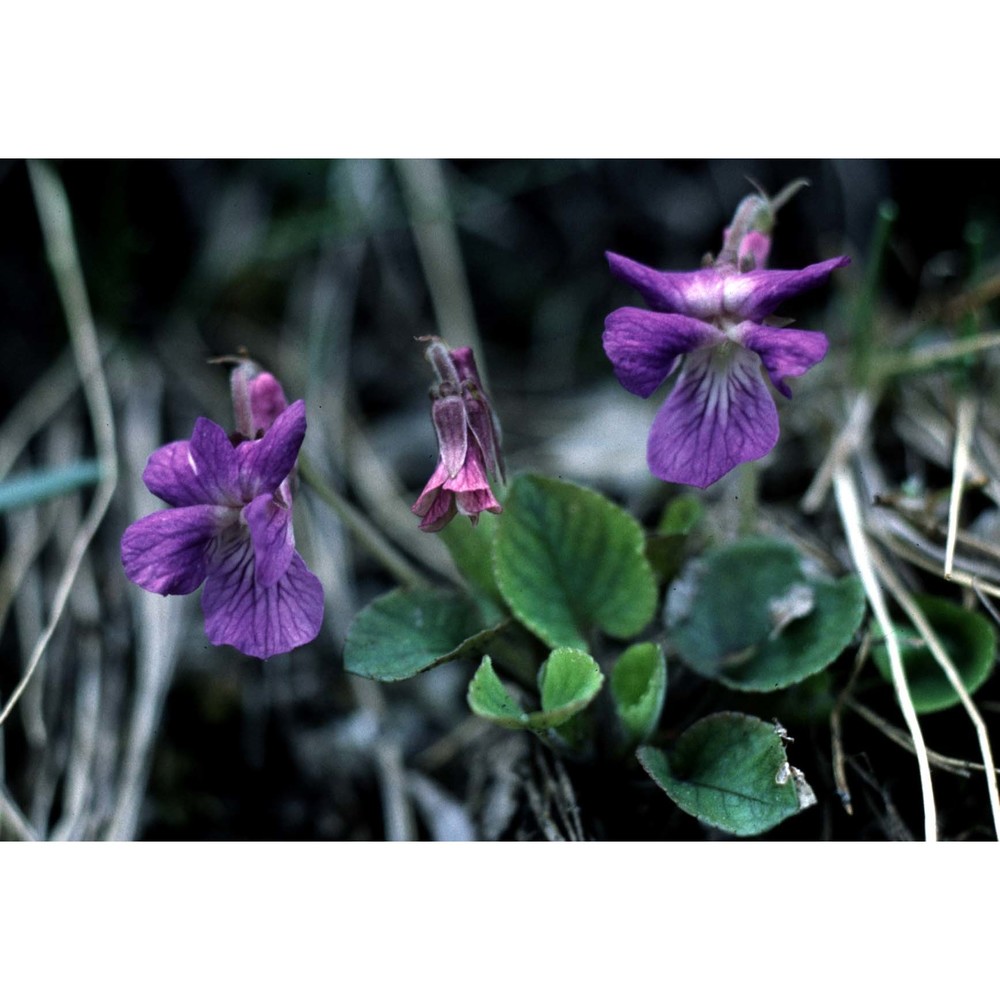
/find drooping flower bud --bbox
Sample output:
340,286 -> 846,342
412,338 -> 505,532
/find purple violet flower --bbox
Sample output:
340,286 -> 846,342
121,364 -> 324,659
412,338 -> 505,532
603,198 -> 849,488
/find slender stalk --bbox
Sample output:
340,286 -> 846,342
876,329 -> 1000,378
851,200 -> 898,387
298,453 -> 428,589
737,461 -> 759,536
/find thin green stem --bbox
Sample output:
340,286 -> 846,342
298,454 -> 428,589
851,200 -> 898,387
737,461 -> 759,536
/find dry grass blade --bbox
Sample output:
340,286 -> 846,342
878,330 -> 1000,376
0,780 -> 39,841
847,698 -> 1000,777
944,397 -> 977,580
106,365 -> 185,841
879,532 -> 1000,601
872,553 -> 1000,838
834,465 -> 938,840
830,632 -> 872,815
801,390 -> 877,514
0,163 -> 118,728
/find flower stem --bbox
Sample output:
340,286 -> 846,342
850,200 -> 898,387
737,461 -> 759,536
298,454 -> 428,589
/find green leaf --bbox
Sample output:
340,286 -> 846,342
872,595 -> 996,714
0,460 -> 103,514
667,537 -> 865,691
344,588 -> 494,682
493,474 -> 658,651
467,648 -> 604,732
637,713 -> 812,836
439,511 -> 504,605
657,495 -> 704,535
467,656 -> 529,729
611,642 -> 667,744
536,648 -> 605,728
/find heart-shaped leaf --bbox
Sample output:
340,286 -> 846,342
611,642 -> 667,744
537,647 -> 605,728
637,712 -> 812,836
468,648 -> 604,731
493,474 -> 657,650
439,510 -> 504,606
344,588 -> 496,682
872,594 -> 996,714
466,656 -> 530,729
667,537 -> 865,691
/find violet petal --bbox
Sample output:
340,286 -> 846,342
464,392 -> 504,482
201,540 -> 324,659
455,487 -> 502,518
603,306 -> 722,398
235,399 -> 306,497
607,251 -> 725,319
441,441 -> 492,493
414,486 -> 456,532
738,322 -> 828,398
432,395 -> 469,477
187,417 -> 241,504
121,505 -> 231,595
244,493 -> 295,588
450,346 -> 486,387
142,440 -> 221,507
724,256 -> 850,321
412,461 -> 451,517
646,345 -> 779,488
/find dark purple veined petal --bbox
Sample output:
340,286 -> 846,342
121,504 -> 232,595
412,460 -> 452,516
431,394 -> 469,478
201,537 -> 324,659
646,345 -> 779,488
235,399 -> 307,498
738,322 -> 828,398
603,306 -> 722,398
412,477 -> 457,532
440,440 -> 493,494
723,256 -> 850,321
244,492 -> 295,588
455,487 -> 502,519
606,251 -> 725,318
142,440 -> 219,507
450,346 -> 484,387
464,391 -> 505,483
186,416 -> 242,504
